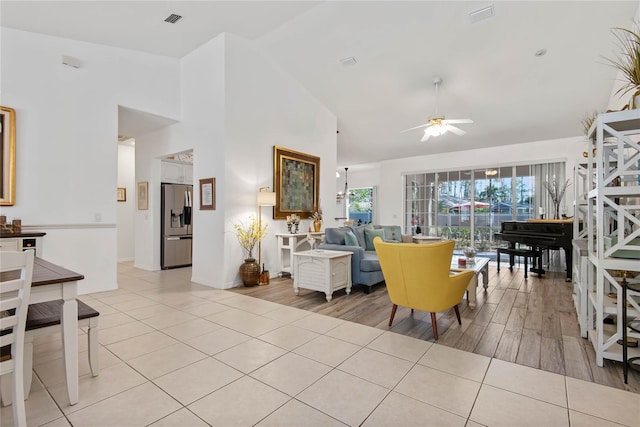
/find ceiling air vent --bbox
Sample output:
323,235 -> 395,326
469,5 -> 494,23
340,57 -> 357,68
164,14 -> 183,24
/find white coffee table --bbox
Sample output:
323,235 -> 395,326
450,256 -> 490,309
293,250 -> 352,302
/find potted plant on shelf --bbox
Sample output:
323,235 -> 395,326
582,111 -> 598,141
604,27 -> 640,109
234,215 -> 268,286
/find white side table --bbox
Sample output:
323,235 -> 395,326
293,250 -> 352,302
450,256 -> 490,309
276,232 -> 324,277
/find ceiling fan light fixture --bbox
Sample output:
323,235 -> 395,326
402,77 -> 472,141
425,124 -> 447,137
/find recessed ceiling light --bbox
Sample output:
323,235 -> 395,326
534,49 -> 547,57
340,57 -> 357,67
164,14 -> 183,24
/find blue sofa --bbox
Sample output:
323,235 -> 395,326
318,225 -> 410,293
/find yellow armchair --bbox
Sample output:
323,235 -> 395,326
373,237 -> 475,340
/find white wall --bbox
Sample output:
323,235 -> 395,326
217,33 -> 337,288
0,28 -> 180,293
117,144 -> 135,261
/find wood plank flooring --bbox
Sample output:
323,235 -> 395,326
230,263 -> 640,393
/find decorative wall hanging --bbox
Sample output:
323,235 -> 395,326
0,106 -> 16,206
137,181 -> 148,210
199,177 -> 215,210
117,187 -> 126,202
273,146 -> 319,220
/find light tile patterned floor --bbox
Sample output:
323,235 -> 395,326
2,263 -> 639,426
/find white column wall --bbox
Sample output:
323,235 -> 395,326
117,144 -> 135,262
182,35 -> 226,287
221,34 -> 337,288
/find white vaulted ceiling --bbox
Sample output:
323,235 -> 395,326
2,1 -> 637,165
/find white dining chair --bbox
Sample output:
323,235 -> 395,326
0,250 -> 35,427
0,299 -> 100,405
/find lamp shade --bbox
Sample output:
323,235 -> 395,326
257,191 -> 276,206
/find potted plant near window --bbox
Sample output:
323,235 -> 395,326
234,215 -> 268,286
605,27 -> 640,109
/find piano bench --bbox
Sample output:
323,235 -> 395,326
496,247 -> 543,279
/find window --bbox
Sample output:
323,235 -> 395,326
348,187 -> 374,225
404,162 -> 564,255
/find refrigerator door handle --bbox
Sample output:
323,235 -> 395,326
167,237 -> 180,241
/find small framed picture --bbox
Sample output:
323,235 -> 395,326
137,182 -> 148,210
199,178 -> 215,210
117,187 -> 126,202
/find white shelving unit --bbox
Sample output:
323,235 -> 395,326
585,109 -> 640,366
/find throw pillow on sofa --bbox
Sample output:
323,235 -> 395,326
325,227 -> 348,245
364,228 -> 385,250
380,225 -> 403,242
344,230 -> 359,246
348,224 -> 374,249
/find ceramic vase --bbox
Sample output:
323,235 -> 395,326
313,220 -> 322,232
239,258 -> 260,286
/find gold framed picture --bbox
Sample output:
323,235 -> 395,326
1,106 -> 16,206
137,182 -> 148,210
117,187 -> 126,202
273,146 -> 319,220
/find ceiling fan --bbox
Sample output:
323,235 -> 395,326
401,77 -> 473,142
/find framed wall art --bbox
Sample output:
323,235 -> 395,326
137,181 -> 148,210
117,187 -> 126,202
273,146 -> 319,219
199,177 -> 216,210
0,106 -> 16,206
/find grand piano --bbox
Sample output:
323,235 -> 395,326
495,219 -> 574,281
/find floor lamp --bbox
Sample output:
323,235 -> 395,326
257,187 -> 276,284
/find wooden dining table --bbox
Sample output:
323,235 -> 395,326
2,256 -> 84,405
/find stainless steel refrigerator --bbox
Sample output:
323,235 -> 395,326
161,183 -> 193,269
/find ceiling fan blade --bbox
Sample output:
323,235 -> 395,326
442,119 -> 473,124
420,133 -> 432,142
401,123 -> 430,133
445,124 -> 466,136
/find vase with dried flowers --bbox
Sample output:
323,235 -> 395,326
234,215 -> 268,286
543,179 -> 571,220
311,208 -> 323,232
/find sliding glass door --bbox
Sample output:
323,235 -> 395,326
404,162 -> 557,256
